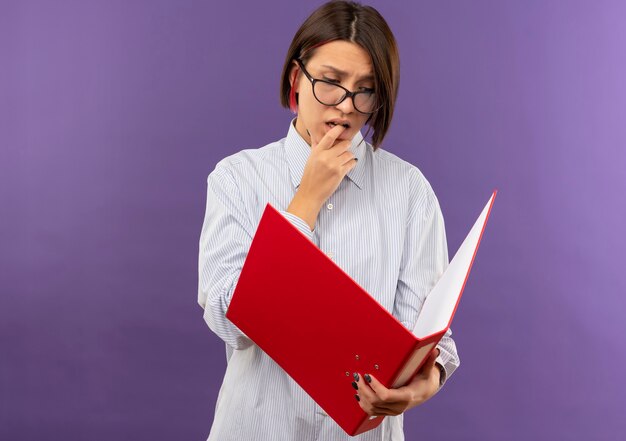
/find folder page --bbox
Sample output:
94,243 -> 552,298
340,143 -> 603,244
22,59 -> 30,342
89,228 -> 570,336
413,191 -> 497,339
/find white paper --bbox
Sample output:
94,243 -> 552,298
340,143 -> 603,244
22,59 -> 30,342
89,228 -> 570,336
412,192 -> 495,338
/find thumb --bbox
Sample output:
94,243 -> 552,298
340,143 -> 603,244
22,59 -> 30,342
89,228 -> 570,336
419,347 -> 439,375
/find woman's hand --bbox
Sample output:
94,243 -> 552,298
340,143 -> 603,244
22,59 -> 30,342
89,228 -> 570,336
300,123 -> 356,204
287,124 -> 357,230
354,348 -> 441,417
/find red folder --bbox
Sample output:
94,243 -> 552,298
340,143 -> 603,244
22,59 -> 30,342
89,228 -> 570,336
226,191 -> 497,435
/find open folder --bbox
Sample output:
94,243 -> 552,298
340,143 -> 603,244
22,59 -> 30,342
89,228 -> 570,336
226,191 -> 497,436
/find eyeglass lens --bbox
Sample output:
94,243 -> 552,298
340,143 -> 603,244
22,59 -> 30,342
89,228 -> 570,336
313,82 -> 377,114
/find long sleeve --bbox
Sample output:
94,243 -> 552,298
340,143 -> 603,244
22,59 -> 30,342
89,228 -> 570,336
391,172 -> 460,387
198,165 -> 257,350
198,163 -> 318,351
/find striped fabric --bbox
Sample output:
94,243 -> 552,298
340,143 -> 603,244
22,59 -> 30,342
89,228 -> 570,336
198,117 -> 460,441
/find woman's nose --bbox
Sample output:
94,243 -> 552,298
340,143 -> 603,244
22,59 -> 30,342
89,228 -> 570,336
335,94 -> 356,114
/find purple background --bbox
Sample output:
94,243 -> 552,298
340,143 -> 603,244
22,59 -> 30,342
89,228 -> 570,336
2,1 -> 625,439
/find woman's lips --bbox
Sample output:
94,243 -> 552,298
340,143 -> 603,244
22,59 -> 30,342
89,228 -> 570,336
326,121 -> 350,130
325,122 -> 350,140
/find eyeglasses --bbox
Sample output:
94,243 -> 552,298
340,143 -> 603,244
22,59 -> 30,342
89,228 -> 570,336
295,58 -> 381,115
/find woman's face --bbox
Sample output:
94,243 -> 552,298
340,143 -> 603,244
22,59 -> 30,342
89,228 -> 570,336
290,40 -> 375,146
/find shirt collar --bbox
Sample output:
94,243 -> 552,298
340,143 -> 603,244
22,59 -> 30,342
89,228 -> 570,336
284,117 -> 367,190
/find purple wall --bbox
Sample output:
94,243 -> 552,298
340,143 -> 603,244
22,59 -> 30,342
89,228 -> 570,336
2,1 -> 625,439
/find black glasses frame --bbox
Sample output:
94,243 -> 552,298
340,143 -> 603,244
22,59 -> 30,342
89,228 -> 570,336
295,58 -> 381,115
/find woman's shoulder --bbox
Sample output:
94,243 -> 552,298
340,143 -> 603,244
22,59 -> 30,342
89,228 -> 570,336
371,146 -> 436,199
210,137 -> 287,177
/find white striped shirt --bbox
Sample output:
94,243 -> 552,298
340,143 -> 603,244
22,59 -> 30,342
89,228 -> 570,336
198,117 -> 460,441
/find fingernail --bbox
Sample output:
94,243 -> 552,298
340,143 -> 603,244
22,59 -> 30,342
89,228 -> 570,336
364,374 -> 372,383
355,394 -> 360,402
353,372 -> 359,382
351,381 -> 359,390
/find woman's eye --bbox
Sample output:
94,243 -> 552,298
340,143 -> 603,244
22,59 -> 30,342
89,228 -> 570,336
323,77 -> 340,83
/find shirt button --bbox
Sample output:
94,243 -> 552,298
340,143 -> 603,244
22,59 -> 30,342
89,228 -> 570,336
326,251 -> 334,259
327,203 -> 334,210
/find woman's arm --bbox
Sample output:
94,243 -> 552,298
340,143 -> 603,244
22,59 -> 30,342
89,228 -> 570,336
198,165 -> 256,350
355,170 -> 460,414
198,162 -> 322,349
391,171 -> 460,385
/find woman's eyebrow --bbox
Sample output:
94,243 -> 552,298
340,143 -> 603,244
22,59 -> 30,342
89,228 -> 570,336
320,64 -> 374,81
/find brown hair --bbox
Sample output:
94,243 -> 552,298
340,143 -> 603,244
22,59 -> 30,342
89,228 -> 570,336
279,0 -> 400,150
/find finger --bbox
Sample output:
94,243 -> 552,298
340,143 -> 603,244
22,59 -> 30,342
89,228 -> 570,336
356,393 -> 396,416
427,348 -> 438,364
355,374 -> 396,414
341,159 -> 358,176
355,373 -> 379,404
363,373 -> 394,402
356,391 -> 401,416
362,373 -> 408,406
356,385 -> 405,416
418,348 -> 438,376
328,138 -> 352,153
329,140 -> 354,159
314,124 -> 346,150
424,346 -> 438,363
337,150 -> 355,166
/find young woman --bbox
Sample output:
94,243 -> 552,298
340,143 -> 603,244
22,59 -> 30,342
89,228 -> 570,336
198,2 -> 460,440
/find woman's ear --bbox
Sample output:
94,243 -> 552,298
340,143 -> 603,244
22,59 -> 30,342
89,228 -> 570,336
289,61 -> 300,91
288,62 -> 300,114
